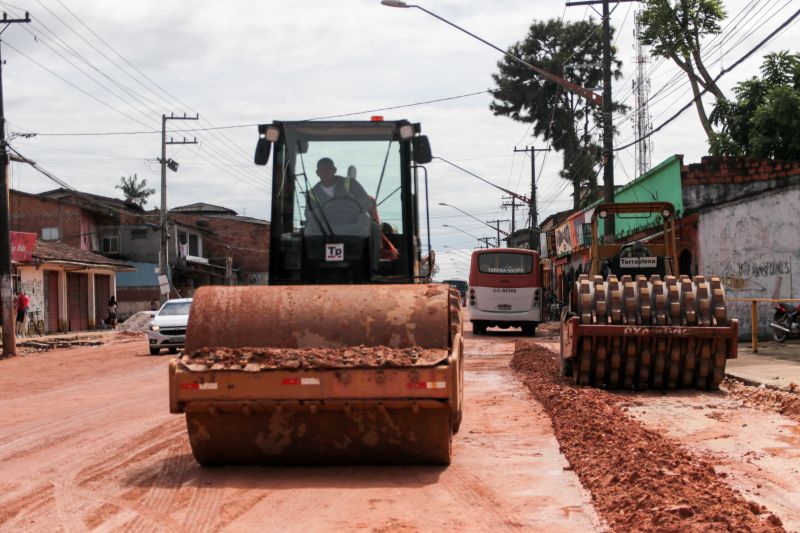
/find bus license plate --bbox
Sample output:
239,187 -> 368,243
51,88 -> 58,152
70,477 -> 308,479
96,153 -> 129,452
497,304 -> 512,310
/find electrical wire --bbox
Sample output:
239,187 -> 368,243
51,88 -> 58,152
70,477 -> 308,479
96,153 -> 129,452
0,2 -> 272,190
615,7 -> 800,152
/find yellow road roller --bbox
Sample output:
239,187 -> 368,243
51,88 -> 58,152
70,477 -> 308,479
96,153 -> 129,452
169,120 -> 463,465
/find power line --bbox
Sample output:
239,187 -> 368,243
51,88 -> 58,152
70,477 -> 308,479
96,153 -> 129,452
615,7 -> 800,152
0,2 -> 272,189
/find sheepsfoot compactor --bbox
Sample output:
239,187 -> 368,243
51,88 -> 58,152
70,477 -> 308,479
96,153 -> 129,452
560,202 -> 738,390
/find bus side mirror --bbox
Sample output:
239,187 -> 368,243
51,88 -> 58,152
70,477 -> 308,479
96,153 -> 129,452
412,136 -> 432,164
254,138 -> 271,166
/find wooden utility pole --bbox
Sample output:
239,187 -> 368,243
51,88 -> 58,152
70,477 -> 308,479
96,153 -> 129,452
485,219 -> 509,248
0,11 -> 30,357
600,0 -> 615,240
566,0 -> 638,241
514,146 -> 549,250
501,195 -> 517,234
159,113 -> 198,302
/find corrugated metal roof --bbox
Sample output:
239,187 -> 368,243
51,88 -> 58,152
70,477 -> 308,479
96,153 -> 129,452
171,203 -> 237,214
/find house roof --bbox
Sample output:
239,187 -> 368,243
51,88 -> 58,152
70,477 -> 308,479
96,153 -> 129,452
192,213 -> 270,226
539,208 -> 574,229
37,188 -> 145,214
171,203 -> 238,215
31,240 -> 136,271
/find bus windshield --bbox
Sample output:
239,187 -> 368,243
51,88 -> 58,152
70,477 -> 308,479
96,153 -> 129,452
477,253 -> 533,275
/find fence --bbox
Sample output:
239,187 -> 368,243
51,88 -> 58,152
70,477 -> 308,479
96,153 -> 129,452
727,298 -> 800,353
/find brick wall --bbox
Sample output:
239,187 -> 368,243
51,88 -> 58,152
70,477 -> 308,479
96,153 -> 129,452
169,214 -> 270,280
10,191 -> 120,251
682,156 -> 800,213
10,191 -> 84,248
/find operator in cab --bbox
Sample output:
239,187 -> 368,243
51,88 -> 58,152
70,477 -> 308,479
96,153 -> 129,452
306,157 -> 373,216
305,157 -> 383,273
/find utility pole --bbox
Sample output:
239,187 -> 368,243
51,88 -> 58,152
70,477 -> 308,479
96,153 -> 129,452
478,237 -> 494,249
501,195 -> 517,234
0,11 -> 30,357
601,0 -> 615,239
485,219 -> 509,248
566,0 -> 637,241
160,113 -> 198,302
514,146 -> 550,250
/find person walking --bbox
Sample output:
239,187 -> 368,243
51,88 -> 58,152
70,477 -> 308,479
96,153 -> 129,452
15,289 -> 29,338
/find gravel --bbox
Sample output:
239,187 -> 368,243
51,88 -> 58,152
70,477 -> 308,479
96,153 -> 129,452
182,345 -> 449,370
511,341 -> 785,532
117,311 -> 155,332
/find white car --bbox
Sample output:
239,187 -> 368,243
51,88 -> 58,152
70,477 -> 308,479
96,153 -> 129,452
147,298 -> 192,355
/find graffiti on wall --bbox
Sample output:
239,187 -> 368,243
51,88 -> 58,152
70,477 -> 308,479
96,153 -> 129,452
718,259 -> 791,293
20,277 -> 45,317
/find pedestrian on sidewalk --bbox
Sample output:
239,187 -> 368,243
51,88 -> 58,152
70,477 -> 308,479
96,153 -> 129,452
107,296 -> 118,329
15,289 -> 29,338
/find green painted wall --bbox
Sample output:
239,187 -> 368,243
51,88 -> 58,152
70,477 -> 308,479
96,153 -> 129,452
597,155 -> 683,240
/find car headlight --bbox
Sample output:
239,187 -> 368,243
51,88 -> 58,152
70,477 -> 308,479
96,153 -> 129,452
149,324 -> 160,332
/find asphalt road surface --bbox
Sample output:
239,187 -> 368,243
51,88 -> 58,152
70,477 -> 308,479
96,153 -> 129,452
0,324 -> 797,532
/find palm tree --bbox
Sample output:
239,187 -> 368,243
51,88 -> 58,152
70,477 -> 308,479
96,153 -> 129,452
116,174 -> 156,207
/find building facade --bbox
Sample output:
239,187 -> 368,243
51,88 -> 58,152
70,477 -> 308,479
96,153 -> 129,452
538,155 -> 800,339
10,190 -> 271,318
13,234 -> 134,333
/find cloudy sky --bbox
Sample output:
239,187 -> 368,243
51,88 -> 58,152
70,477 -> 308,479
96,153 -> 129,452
2,0 -> 796,280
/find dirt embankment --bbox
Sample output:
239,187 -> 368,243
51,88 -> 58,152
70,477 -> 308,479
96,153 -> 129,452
511,341 -> 785,532
182,345 -> 448,370
722,377 -> 800,422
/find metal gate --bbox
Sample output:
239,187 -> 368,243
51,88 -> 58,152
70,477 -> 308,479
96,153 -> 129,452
67,273 -> 89,331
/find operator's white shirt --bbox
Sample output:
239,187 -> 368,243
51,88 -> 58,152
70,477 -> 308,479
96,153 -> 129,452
320,184 -> 336,197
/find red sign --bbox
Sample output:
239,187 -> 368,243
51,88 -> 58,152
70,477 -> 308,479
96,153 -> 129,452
11,232 -> 37,263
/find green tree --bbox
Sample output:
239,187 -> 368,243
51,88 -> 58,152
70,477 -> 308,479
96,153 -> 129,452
116,174 -> 156,207
489,18 -> 624,210
709,51 -> 800,160
638,0 -> 726,140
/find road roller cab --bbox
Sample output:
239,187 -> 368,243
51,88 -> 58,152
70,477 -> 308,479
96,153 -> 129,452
170,119 -> 463,466
560,202 -> 738,390
255,120 -> 433,285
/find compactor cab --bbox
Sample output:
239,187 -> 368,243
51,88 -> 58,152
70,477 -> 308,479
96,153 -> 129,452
560,202 -> 738,390
255,120 -> 433,285
587,202 -> 678,281
170,119 -> 464,466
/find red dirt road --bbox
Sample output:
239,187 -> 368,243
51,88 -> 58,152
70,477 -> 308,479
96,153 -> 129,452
0,332 -> 600,532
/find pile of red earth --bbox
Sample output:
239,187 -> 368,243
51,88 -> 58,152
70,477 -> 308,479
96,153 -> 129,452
182,345 -> 448,370
511,341 -> 785,532
722,377 -> 800,422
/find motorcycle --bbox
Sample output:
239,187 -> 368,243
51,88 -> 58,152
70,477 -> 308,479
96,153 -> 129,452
770,302 -> 800,343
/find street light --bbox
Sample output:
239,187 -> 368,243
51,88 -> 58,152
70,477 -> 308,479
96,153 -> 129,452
442,223 -> 482,244
380,1 -> 602,106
